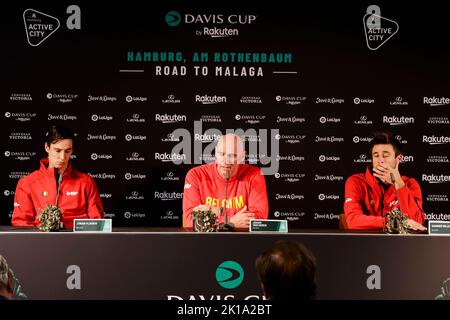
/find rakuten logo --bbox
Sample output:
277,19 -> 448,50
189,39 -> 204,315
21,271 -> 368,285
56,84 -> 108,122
382,115 -> 414,125
422,135 -> 450,145
423,96 -> 450,106
422,174 -> 450,183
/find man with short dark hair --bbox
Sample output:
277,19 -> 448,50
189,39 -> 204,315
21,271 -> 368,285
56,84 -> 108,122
255,240 -> 317,300
11,125 -> 104,229
343,131 -> 426,230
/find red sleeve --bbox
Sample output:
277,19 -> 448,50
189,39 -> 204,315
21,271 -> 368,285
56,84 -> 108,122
182,169 -> 202,228
248,169 -> 269,219
86,177 -> 104,219
397,178 -> 425,224
11,178 -> 37,227
343,176 -> 384,229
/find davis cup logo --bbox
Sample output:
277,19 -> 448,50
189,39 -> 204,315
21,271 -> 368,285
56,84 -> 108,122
125,134 -> 132,141
91,114 -> 98,121
5,112 -> 11,118
126,95 -> 132,102
91,153 -> 98,160
235,114 -> 241,120
319,155 -> 326,162
165,11 -> 181,27
319,117 -> 326,124
215,261 -> 244,289
353,136 -> 360,143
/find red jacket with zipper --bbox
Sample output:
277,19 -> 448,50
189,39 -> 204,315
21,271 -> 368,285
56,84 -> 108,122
12,158 -> 104,229
344,166 -> 425,229
183,163 -> 269,228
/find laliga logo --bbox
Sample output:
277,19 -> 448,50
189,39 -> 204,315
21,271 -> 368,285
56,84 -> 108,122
216,261 -> 244,289
363,5 -> 399,50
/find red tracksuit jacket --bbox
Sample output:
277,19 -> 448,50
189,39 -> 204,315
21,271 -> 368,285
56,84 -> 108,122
12,158 -> 104,229
344,166 -> 425,229
183,163 -> 269,227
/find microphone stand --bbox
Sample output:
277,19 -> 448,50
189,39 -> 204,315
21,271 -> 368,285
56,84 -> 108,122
217,169 -> 235,232
55,170 -> 64,229
390,173 -> 402,213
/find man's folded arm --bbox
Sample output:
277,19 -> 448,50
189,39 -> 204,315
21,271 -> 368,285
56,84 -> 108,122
344,177 -> 384,229
11,179 -> 36,227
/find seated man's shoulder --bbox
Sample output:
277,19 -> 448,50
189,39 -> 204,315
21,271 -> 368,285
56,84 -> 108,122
187,163 -> 212,175
69,169 -> 95,183
243,163 -> 262,175
403,176 -> 419,186
346,172 -> 365,183
18,169 -> 41,184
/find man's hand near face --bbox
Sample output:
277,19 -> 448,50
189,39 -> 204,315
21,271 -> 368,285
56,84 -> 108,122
373,158 -> 405,189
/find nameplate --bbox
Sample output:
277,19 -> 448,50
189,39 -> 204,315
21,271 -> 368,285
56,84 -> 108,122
249,219 -> 288,233
428,221 -> 450,235
73,219 -> 112,232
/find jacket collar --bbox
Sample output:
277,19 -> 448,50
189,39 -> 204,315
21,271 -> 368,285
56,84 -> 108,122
212,163 -> 241,182
39,158 -> 73,178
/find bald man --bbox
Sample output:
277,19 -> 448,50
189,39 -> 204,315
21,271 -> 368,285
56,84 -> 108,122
183,134 -> 269,229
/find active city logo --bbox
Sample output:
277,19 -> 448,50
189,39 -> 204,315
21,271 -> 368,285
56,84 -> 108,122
363,5 -> 399,50
23,5 -> 80,47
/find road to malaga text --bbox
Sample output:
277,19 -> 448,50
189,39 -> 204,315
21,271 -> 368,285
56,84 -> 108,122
127,51 -> 293,77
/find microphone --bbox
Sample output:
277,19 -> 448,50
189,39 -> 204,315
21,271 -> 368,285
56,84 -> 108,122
217,168 -> 234,232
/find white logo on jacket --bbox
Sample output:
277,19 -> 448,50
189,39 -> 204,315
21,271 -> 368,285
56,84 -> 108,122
389,200 -> 398,207
184,184 -> 191,189
66,191 -> 78,196
345,198 -> 353,203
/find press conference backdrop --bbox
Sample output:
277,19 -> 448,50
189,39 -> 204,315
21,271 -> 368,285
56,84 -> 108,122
1,2 -> 449,227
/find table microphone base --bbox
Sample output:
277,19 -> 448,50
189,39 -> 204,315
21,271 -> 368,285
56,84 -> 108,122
217,222 -> 235,232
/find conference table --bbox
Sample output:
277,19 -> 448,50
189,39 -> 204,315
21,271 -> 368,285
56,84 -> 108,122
0,226 -> 448,300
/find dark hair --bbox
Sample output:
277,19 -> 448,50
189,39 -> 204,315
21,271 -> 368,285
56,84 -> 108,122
370,131 -> 403,156
45,125 -> 74,146
255,240 -> 317,300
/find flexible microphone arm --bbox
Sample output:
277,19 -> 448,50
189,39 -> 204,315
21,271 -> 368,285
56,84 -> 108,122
223,170 -> 230,224
217,169 -> 234,232
390,173 -> 402,213
55,172 -> 63,207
